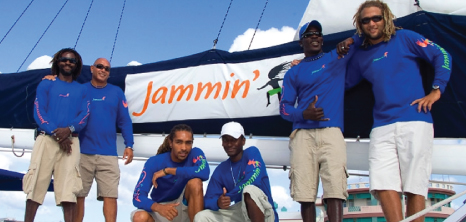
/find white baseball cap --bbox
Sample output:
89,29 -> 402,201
220,121 -> 245,139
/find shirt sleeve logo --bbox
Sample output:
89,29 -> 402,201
122,100 -> 128,108
416,39 -> 433,47
248,159 -> 261,168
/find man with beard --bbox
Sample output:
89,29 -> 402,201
23,48 -> 89,222
340,1 -> 452,221
132,124 -> 209,222
74,58 -> 134,222
279,20 -> 359,222
194,122 -> 278,222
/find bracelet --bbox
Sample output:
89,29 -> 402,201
162,168 -> 168,175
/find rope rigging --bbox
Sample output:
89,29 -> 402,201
74,0 -> 95,49
213,0 -> 234,49
248,0 -> 269,50
109,0 -> 127,63
0,0 -> 35,47
17,0 -> 71,72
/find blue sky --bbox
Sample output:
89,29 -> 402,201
1,1 -> 465,221
0,0 -> 309,73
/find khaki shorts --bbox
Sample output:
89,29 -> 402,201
288,127 -> 348,202
194,185 -> 275,222
130,189 -> 188,222
77,154 -> 120,200
369,121 -> 433,199
23,135 -> 82,205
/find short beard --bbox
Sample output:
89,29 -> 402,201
363,29 -> 384,43
59,67 -> 73,76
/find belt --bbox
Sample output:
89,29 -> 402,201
39,131 -> 79,137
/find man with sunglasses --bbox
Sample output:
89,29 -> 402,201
338,1 -> 452,221
23,48 -> 89,222
280,21 -> 361,222
41,57 -> 133,222
74,58 -> 134,222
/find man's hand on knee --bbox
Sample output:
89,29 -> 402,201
151,202 -> 179,221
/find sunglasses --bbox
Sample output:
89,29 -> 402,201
361,15 -> 383,24
301,31 -> 322,38
58,57 -> 77,64
94,64 -> 110,72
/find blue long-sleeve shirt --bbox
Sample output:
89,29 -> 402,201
280,48 -> 356,131
79,82 -> 134,156
204,146 -> 278,222
34,78 -> 89,134
346,29 -> 452,128
132,147 -> 209,212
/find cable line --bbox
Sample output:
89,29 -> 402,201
110,0 -> 127,63
0,0 -> 35,47
248,0 -> 269,50
74,0 -> 95,49
17,0 -> 71,72
213,0 -> 234,49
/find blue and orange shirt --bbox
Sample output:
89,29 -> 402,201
34,78 -> 89,134
346,29 -> 452,128
204,146 -> 278,222
79,82 -> 134,156
132,147 -> 209,212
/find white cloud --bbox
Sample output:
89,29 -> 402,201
127,61 -> 142,66
228,26 -> 296,52
27,55 -> 52,71
271,185 -> 295,209
0,153 -> 12,169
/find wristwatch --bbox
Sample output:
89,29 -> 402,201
432,85 -> 440,90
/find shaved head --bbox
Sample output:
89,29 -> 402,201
90,58 -> 111,86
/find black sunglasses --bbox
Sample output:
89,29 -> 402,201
94,64 -> 110,72
302,31 -> 322,38
58,57 -> 77,64
361,15 -> 383,24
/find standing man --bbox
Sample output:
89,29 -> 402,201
280,20 -> 357,222
343,1 -> 452,221
194,121 -> 278,222
74,58 -> 134,222
132,124 -> 209,222
23,48 -> 89,222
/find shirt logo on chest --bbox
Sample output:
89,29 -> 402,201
311,64 -> 326,74
372,52 -> 388,63
59,93 -> 69,97
92,96 -> 106,102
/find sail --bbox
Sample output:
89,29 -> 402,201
295,0 -> 466,39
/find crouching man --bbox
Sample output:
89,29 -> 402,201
132,124 -> 210,222
194,122 -> 278,222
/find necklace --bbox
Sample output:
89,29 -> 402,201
230,160 -> 242,187
90,81 -> 107,89
304,52 -> 325,62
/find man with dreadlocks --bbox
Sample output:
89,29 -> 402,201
23,48 -> 89,222
339,1 -> 452,221
132,124 -> 209,222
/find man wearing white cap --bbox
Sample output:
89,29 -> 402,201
194,121 -> 278,222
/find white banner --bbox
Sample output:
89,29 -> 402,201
125,54 -> 302,123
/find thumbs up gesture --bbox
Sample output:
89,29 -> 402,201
217,187 -> 231,209
302,95 -> 329,121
